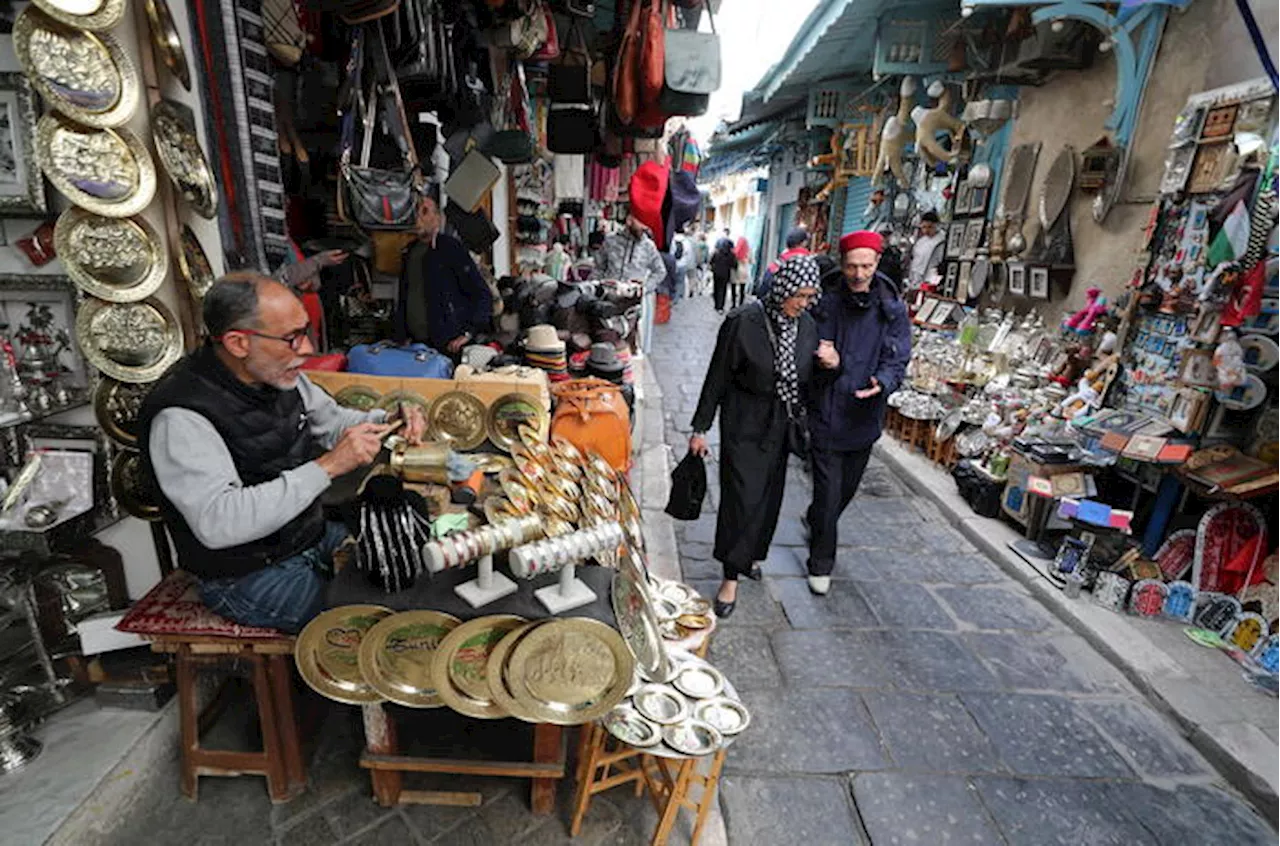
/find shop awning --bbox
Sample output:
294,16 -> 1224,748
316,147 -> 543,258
700,123 -> 784,182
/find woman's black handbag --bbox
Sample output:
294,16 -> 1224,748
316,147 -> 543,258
785,412 -> 811,461
665,451 -> 706,520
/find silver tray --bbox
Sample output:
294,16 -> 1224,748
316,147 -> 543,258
54,207 -> 167,303
75,297 -> 184,383
15,8 -> 139,128
36,114 -> 156,218
151,101 -> 217,219
143,0 -> 191,91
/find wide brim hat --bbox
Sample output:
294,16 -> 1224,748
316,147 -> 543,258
629,162 -> 670,250
586,342 -> 624,373
525,324 -> 564,352
556,282 -> 582,310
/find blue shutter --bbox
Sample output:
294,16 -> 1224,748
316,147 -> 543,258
841,176 -> 875,234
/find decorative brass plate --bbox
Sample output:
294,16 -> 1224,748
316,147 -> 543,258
295,605 -> 394,705
151,101 -> 216,218
76,297 -> 183,384
16,8 -> 139,127
143,0 -> 191,91
55,208 -> 167,303
176,224 -> 215,300
427,390 -> 488,451
504,617 -> 635,725
486,392 -> 547,453
430,615 -> 526,719
30,0 -> 126,32
375,389 -> 433,421
612,568 -> 670,683
334,384 -> 382,411
617,476 -> 644,554
602,704 -> 662,747
36,114 -> 156,218
110,449 -> 161,521
485,620 -> 548,723
483,496 -> 520,525
473,453 -> 515,475
94,377 -> 154,447
357,610 -> 461,708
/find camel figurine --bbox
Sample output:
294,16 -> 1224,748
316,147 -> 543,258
915,80 -> 966,168
873,76 -> 917,188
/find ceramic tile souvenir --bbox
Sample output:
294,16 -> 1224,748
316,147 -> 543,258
1193,593 -> 1242,633
1092,572 -> 1131,612
1128,580 -> 1168,617
1253,634 -> 1279,674
1155,530 -> 1197,581
1226,612 -> 1268,653
1162,580 -> 1197,623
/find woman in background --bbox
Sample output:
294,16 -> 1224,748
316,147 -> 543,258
709,238 -> 737,314
730,236 -> 752,309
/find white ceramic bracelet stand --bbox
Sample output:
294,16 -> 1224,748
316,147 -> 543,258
535,561 -> 597,614
455,554 -> 518,608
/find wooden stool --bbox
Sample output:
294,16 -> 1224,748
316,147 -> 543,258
569,723 -> 647,836
638,749 -> 728,845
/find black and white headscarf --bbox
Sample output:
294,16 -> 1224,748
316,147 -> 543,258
762,255 -> 821,417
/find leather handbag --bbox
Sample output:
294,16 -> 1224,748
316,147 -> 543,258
639,0 -> 665,108
340,166 -> 419,230
612,0 -> 644,124
445,203 -> 501,253
347,342 -> 454,379
549,378 -> 633,472
659,1 -> 719,117
547,16 -> 595,153
485,60 -> 536,163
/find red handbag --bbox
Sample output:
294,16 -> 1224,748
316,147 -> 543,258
613,0 -> 643,124
300,353 -> 348,372
640,0 -> 665,108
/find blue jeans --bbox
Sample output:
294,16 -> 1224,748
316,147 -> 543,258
198,521 -> 349,633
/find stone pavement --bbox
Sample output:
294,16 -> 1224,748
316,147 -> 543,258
648,294 -> 1276,845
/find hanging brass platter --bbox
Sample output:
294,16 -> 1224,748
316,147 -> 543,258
76,297 -> 183,383
36,114 -> 156,218
334,384 -> 382,411
427,390 -> 488,451
55,208 -> 167,303
357,610 -> 461,708
504,617 -> 635,725
296,605 -> 395,705
430,615 -> 526,719
93,377 -> 154,447
15,8 -> 139,128
29,0 -> 126,31
110,449 -> 161,521
176,224 -> 216,300
143,0 -> 191,91
151,101 -> 217,218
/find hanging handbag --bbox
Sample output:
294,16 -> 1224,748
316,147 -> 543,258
445,203 -> 501,253
530,3 -> 561,60
758,302 -> 812,460
547,18 -> 595,153
639,0 -> 665,107
659,1 -> 719,117
612,0 -> 644,124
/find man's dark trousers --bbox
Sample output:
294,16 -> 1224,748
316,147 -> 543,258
806,445 -> 874,576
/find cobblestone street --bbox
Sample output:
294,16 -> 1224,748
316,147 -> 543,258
648,294 -> 1275,846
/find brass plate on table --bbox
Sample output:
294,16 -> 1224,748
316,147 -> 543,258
486,393 -> 547,453
427,391 -> 488,451
375,389 -> 432,420
483,496 -> 521,525
498,469 -> 539,513
177,224 -> 215,300
143,0 -> 191,91
55,208 -> 167,303
473,453 -> 515,475
76,297 -> 183,384
334,384 -> 382,411
485,619 -> 549,723
504,617 -> 635,725
612,568 -> 670,684
358,610 -> 461,708
151,101 -> 216,218
15,8 -> 139,127
94,377 -> 154,447
36,114 -> 156,218
110,449 -> 161,521
296,605 -> 394,705
30,0 -> 127,31
617,476 -> 645,554
430,615 -> 526,719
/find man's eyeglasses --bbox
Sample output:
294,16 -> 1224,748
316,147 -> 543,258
216,326 -> 312,351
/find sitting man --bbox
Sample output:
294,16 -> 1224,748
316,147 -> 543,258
140,273 -> 426,632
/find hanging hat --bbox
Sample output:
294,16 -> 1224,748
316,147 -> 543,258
629,161 -> 669,250
839,230 -> 884,255
525,324 -> 565,352
663,170 -> 701,250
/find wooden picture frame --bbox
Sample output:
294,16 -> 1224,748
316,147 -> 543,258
1029,266 -> 1050,299
1170,387 -> 1208,434
1190,307 -> 1223,345
1008,262 -> 1026,295
943,261 -> 960,299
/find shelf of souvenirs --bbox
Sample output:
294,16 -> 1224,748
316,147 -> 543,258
0,397 -> 88,433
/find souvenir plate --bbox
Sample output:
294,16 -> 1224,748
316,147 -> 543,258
177,224 -> 215,300
602,704 -> 663,748
486,392 -> 547,452
143,0 -> 191,91
1214,373 -> 1266,411
483,496 -> 521,526
15,9 -> 139,128
36,114 -> 156,218
505,617 -> 635,725
295,605 -> 394,705
110,449 -> 161,521
473,454 -> 515,475
31,0 -> 127,31
672,664 -> 724,699
1240,334 -> 1278,372
486,619 -> 548,722
357,610 -> 461,708
617,476 -> 645,553
499,469 -> 540,513
375,389 -> 433,420
656,581 -> 697,606
427,390 -> 488,451
151,101 -> 217,218
94,377 -> 153,447
662,720 -> 722,757
55,208 -> 167,302
334,384 -> 381,411
693,697 -> 750,735
612,568 -> 670,683
633,684 -> 689,724
430,615 -> 525,719
77,297 -> 183,383
551,434 -> 584,465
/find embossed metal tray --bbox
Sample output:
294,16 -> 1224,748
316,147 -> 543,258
151,100 -> 216,218
93,377 -> 154,447
16,8 -> 138,127
427,390 -> 488,451
55,208 -> 167,302
429,615 -> 525,719
295,605 -> 394,705
36,114 -> 155,218
110,449 -> 161,521
143,0 -> 191,90
486,392 -> 547,453
76,297 -> 183,383
30,0 -> 127,31
503,617 -> 635,725
357,610 -> 461,708
177,224 -> 215,300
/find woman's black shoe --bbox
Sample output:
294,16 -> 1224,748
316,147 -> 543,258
745,564 -> 763,582
713,598 -> 736,619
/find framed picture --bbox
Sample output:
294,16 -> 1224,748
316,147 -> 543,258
954,182 -> 973,216
1199,104 -> 1238,140
1190,307 -> 1222,345
1029,266 -> 1050,299
1179,348 -> 1216,388
969,186 -> 990,217
958,261 -> 972,299
1170,388 -> 1208,433
1187,141 -> 1232,194
915,299 -> 939,325
0,73 -> 46,217
943,261 -> 960,298
962,219 -> 984,258
0,275 -> 87,392
1008,262 -> 1027,295
946,222 -> 966,256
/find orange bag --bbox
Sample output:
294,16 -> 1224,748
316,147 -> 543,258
550,378 -> 633,473
639,0 -> 665,108
654,292 -> 671,324
613,0 -> 644,124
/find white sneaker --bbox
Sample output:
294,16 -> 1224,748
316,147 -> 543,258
807,576 -> 831,596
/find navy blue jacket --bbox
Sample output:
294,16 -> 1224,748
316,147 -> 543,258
393,234 -> 492,351
808,272 -> 911,451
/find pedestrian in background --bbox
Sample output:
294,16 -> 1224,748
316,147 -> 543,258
688,256 -> 822,618
709,237 -> 737,314
694,231 -> 710,295
756,227 -> 812,300
729,236 -> 751,309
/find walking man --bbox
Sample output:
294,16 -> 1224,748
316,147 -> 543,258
805,230 -> 911,595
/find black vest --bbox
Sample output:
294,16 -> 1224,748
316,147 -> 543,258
138,345 -> 325,580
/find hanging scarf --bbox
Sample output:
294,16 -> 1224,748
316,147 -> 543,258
762,255 -> 820,417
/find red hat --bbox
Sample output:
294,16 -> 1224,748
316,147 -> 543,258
839,230 -> 884,255
629,162 -> 669,250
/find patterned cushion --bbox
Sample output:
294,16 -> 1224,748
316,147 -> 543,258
115,570 -> 283,640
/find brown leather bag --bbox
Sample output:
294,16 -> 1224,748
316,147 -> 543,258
640,0 -> 665,108
613,0 -> 644,124
549,378 -> 632,473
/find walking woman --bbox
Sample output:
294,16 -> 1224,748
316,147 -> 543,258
730,236 -> 751,309
709,237 -> 737,314
688,256 -> 822,617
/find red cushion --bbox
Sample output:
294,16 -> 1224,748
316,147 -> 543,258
115,570 -> 284,639
300,352 -> 347,372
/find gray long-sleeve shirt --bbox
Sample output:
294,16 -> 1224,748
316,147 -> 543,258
147,375 -> 384,550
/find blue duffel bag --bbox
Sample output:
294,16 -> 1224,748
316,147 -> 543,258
347,342 -> 454,379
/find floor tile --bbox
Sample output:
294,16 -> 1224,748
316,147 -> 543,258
863,692 -> 1004,773
852,772 -> 1004,844
961,694 -> 1134,778
720,776 -> 866,846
